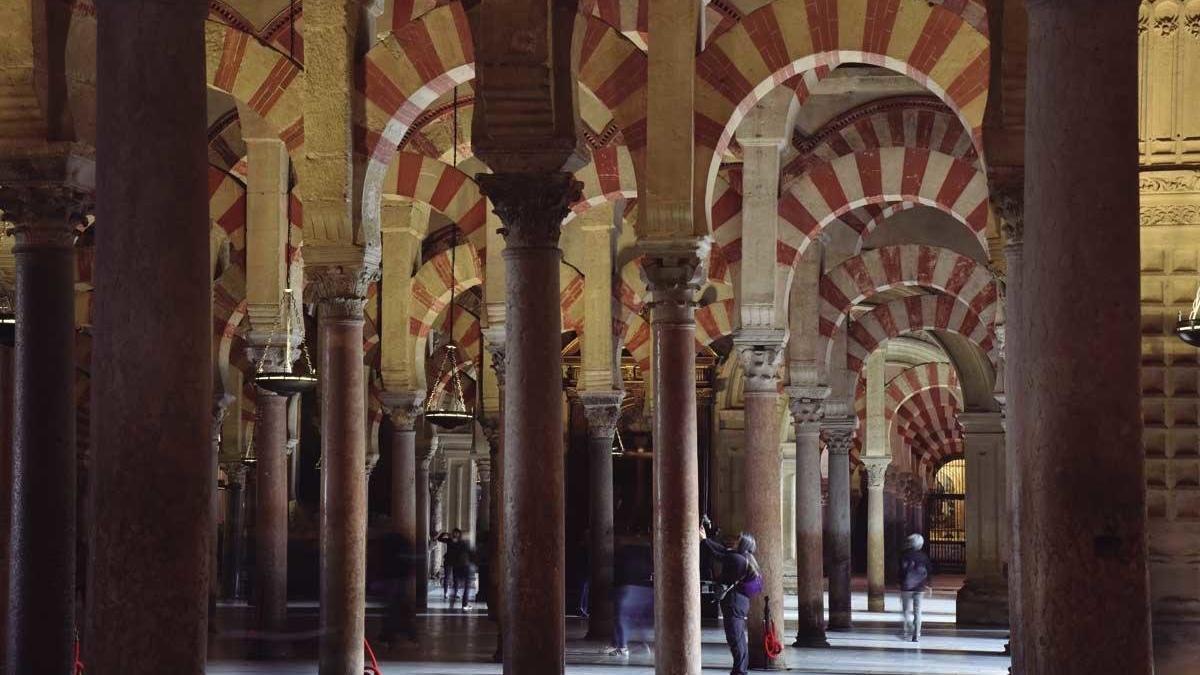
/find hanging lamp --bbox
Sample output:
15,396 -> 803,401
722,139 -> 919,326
424,86 -> 474,430
611,430 -> 627,457
252,187 -> 318,395
1177,282 -> 1200,347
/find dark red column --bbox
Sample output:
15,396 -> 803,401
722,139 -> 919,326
384,391 -> 422,641
253,388 -> 288,657
88,1 -> 212,670
1018,1 -> 1151,673
579,391 -> 622,641
1,187 -> 80,674
478,172 -> 580,675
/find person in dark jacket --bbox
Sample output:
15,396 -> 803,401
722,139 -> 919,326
702,525 -> 760,675
899,533 -> 932,642
435,529 -> 475,610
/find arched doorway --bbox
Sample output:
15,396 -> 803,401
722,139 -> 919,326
926,458 -> 966,572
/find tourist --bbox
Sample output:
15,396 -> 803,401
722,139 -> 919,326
702,526 -> 761,675
606,538 -> 654,658
434,529 -> 476,610
899,533 -> 932,642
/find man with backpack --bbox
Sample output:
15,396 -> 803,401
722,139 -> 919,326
899,533 -> 933,642
702,524 -> 762,675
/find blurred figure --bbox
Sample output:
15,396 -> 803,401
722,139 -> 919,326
899,533 -> 932,642
605,538 -> 654,658
435,529 -> 476,610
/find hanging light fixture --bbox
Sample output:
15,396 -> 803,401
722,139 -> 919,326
252,186 -> 318,395
611,430 -> 627,457
1177,282 -> 1200,347
424,86 -> 473,430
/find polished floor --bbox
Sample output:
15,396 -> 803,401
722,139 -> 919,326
207,579 -> 1011,674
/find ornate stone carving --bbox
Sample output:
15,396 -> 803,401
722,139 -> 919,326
0,184 -> 89,250
787,386 -> 830,432
302,264 -> 380,317
474,455 -> 492,484
381,390 -> 424,431
1140,171 -> 1200,193
480,416 -> 502,451
639,238 -> 711,311
863,457 -> 891,490
823,426 -> 855,456
477,172 -> 582,249
1155,11 -> 1179,36
990,183 -> 1023,247
429,471 -> 447,499
211,393 -> 236,455
483,329 -> 507,385
579,390 -> 623,439
1186,9 -> 1200,37
365,454 -> 380,476
1140,204 -> 1200,226
734,328 -> 787,393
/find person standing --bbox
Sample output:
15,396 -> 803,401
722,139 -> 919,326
899,533 -> 932,642
435,529 -> 475,610
702,526 -> 761,675
605,538 -> 654,658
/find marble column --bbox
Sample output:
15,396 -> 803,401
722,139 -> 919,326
429,470 -> 447,578
415,438 -> 436,610
863,457 -> 890,612
87,1 -> 212,669
956,411 -> 1009,626
1020,1 -> 1151,672
222,464 -> 249,599
579,391 -> 623,641
823,423 -> 854,629
642,240 -> 707,674
384,391 -> 422,639
209,395 -> 235,634
736,335 -> 787,670
475,456 -> 492,540
1,187 -> 80,674
788,387 -> 830,647
482,334 -> 507,662
0,346 -> 11,658
477,172 -> 579,675
253,387 -> 289,656
311,282 -> 371,675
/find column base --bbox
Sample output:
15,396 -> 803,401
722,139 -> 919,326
956,577 -> 1010,626
868,595 -> 885,613
827,612 -> 852,631
792,629 -> 829,648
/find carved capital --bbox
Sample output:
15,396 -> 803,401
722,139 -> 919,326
480,416 -> 502,451
381,390 -> 425,431
639,238 -> 711,312
822,425 -> 855,456
484,337 -> 507,385
579,390 -> 623,439
303,264 -> 379,318
863,457 -> 891,490
991,182 -> 1023,248
211,393 -> 237,450
429,471 -> 447,499
787,385 -> 830,431
735,329 -> 788,393
0,184 -> 89,251
478,172 -> 582,250
223,461 -> 249,485
474,455 -> 492,483
365,454 -> 381,477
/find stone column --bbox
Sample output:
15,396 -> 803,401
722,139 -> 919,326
482,334 -> 507,661
641,240 -> 707,674
736,334 -> 788,670
429,470 -> 447,578
787,386 -> 830,647
209,395 -> 234,634
87,2 -> 212,670
477,172 -> 579,675
823,423 -> 854,629
1020,1 -> 1151,672
415,438 -> 436,610
222,463 -> 249,599
0,186 -> 80,674
383,391 -> 422,639
579,391 -> 623,641
309,275 -> 372,675
863,457 -> 890,612
252,386 -> 289,656
0,346 -> 11,658
956,411 -> 1008,626
475,456 -> 491,539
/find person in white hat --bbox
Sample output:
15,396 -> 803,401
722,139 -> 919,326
899,533 -> 932,642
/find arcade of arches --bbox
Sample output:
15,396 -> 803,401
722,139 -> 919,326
0,1 -> 1195,674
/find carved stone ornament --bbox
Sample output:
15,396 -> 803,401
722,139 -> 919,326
579,390 -> 624,439
864,457 -> 891,489
789,400 -> 824,430
429,471 -> 448,498
477,172 -> 583,249
639,238 -> 712,310
823,426 -> 855,456
474,455 -> 492,483
303,264 -> 381,318
736,340 -> 786,393
381,390 -> 425,431
485,339 -> 507,384
990,183 -> 1023,247
1140,171 -> 1200,193
480,416 -> 502,450
1139,204 -> 1200,226
0,184 -> 89,250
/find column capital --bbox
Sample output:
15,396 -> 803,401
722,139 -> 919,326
638,238 -> 711,310
303,263 -> 380,319
211,393 -> 237,451
478,172 -> 582,250
474,455 -> 492,483
483,330 -> 507,384
734,328 -> 788,393
787,385 -> 830,430
863,456 -> 891,490
959,410 -> 1005,435
0,184 -> 89,250
822,424 -> 855,456
991,180 -> 1024,249
429,471 -> 447,498
222,461 -> 249,484
579,390 -> 624,439
381,390 -> 424,431
480,416 -> 502,451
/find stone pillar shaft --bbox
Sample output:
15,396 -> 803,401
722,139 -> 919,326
864,458 -> 890,613
86,1 -> 212,670
824,427 -> 854,629
1019,1 -> 1151,672
317,300 -> 368,675
956,412 -> 1008,626
478,172 -> 579,675
416,446 -> 433,611
222,467 -> 248,599
254,389 -> 289,655
788,390 -> 829,647
3,193 -> 78,674
580,391 -> 622,641
384,391 -> 421,638
0,347 -> 12,661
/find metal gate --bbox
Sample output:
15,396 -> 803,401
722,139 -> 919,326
925,458 -> 966,573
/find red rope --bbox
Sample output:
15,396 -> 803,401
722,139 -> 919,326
364,638 -> 383,674
74,631 -> 85,674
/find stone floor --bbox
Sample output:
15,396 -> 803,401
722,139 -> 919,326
207,578 -> 1011,674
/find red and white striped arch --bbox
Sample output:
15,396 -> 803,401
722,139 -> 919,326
777,147 -> 990,264
692,0 -> 990,232
819,245 -> 998,337
844,294 -> 995,372
567,144 -> 639,220
384,151 -> 489,253
409,244 -> 485,343
853,361 -> 962,426
206,22 -> 304,154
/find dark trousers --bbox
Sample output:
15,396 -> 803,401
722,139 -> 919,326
721,593 -> 750,675
448,566 -> 472,607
